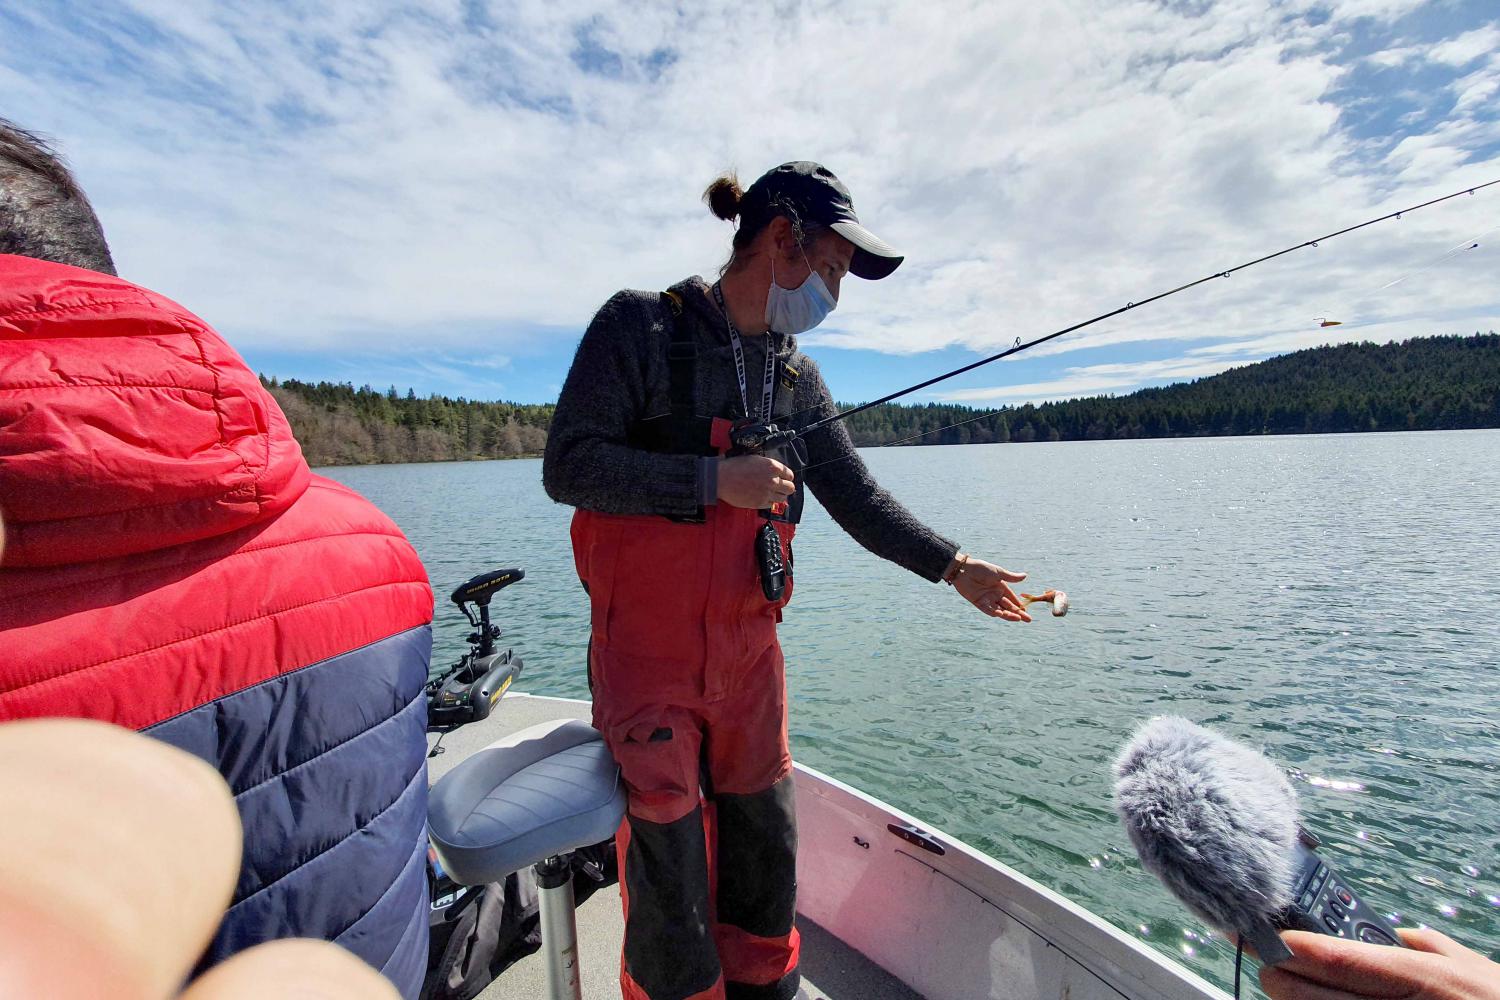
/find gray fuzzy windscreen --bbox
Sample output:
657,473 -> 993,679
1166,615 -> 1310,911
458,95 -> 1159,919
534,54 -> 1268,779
1113,716 -> 1300,936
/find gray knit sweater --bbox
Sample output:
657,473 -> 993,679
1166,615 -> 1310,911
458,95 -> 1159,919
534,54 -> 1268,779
542,276 -> 958,582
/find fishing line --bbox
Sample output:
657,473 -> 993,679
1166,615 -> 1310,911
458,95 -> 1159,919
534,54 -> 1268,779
1372,226 -> 1492,292
795,217 -> 1498,472
1312,223 -> 1495,327
773,177 -> 1498,448
797,405 -> 1014,472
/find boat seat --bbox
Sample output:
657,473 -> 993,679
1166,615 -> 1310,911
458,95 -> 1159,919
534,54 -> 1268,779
428,718 -> 626,886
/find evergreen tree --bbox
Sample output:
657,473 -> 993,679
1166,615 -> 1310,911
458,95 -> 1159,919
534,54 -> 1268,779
262,333 -> 1500,466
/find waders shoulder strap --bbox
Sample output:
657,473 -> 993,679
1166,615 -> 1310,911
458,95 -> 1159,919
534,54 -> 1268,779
626,291 -> 717,458
662,290 -> 698,422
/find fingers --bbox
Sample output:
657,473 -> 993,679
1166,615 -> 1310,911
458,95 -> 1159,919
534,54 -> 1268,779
997,568 -> 1027,583
0,719 -> 242,1000
994,583 -> 1031,621
973,591 -> 1033,622
1271,930 -> 1442,996
1396,926 -> 1473,960
180,939 -> 401,1000
1259,966 -> 1366,1000
767,458 -> 795,500
718,455 -> 797,509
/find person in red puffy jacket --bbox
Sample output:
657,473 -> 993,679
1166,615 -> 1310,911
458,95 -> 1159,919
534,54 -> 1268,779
0,117 -> 435,998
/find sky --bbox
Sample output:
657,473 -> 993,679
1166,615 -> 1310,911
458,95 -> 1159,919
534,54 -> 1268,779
2,0 -> 1497,407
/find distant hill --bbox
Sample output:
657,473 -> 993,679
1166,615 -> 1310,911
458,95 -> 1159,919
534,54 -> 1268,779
841,332 -> 1500,446
263,380 -> 552,466
263,333 -> 1500,466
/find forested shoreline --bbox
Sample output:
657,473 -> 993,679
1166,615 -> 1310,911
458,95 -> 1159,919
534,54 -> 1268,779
264,333 -> 1500,466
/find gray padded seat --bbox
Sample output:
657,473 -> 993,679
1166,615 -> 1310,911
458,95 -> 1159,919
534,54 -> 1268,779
428,718 -> 627,885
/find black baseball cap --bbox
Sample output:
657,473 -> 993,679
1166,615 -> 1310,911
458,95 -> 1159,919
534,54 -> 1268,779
740,161 -> 904,280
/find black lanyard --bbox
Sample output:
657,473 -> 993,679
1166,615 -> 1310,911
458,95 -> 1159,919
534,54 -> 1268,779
713,281 -> 776,422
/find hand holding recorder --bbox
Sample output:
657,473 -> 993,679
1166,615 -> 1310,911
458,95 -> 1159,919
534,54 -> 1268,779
1261,927 -> 1500,1000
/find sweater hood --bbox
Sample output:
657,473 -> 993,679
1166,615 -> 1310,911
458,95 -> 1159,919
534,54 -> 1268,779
0,254 -> 310,568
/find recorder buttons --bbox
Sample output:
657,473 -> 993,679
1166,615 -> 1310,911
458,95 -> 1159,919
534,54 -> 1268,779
1357,924 -> 1399,946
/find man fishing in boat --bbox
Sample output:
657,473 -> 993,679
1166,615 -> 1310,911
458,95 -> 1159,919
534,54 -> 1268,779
543,160 -> 1036,1000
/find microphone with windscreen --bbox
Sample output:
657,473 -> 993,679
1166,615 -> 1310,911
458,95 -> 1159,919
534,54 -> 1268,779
1113,716 -> 1406,966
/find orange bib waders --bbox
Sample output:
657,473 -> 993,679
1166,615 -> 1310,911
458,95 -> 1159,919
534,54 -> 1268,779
572,422 -> 801,1000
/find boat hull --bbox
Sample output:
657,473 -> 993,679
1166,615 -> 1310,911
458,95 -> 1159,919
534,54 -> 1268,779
794,762 -> 1229,1000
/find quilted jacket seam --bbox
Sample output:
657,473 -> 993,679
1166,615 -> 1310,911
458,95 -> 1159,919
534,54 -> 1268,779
232,690 -> 425,800
2,529 -> 417,607
176,312 -> 259,506
10,470 -> 359,529
0,381 -> 215,394
2,578 -> 430,697
227,762 -> 425,911
143,623 -> 430,731
13,480 -> 260,526
334,836 -> 428,949
0,292 -> 156,322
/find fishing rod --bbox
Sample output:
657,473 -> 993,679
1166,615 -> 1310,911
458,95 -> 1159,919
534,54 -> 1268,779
728,176 -> 1500,462
788,219 -> 1495,470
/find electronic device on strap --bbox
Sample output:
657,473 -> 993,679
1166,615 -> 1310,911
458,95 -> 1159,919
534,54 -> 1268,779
755,522 -> 787,602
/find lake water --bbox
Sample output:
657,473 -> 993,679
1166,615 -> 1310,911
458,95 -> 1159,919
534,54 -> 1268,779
321,430 -> 1500,994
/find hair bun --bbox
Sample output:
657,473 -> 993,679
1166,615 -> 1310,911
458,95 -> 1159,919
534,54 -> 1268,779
703,173 -> 743,222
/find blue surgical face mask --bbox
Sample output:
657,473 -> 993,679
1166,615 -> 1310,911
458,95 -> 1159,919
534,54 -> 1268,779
766,252 -> 836,335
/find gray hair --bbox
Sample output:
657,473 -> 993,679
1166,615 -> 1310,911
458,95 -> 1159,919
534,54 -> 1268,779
0,118 -> 116,275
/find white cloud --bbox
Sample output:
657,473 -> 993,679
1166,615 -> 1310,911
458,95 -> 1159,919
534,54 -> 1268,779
0,0 -> 1495,374
1427,25 -> 1500,67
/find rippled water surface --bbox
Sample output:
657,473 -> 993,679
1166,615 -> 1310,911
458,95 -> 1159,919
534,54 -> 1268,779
323,430 -> 1500,994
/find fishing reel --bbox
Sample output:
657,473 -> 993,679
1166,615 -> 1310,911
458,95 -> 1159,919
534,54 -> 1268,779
728,420 -> 798,455
728,419 -> 808,525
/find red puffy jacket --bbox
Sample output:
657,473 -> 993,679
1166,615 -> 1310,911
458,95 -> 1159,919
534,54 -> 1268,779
0,254 -> 435,995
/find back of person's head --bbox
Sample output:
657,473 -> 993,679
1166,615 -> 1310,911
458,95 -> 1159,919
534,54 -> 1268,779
0,117 -> 116,275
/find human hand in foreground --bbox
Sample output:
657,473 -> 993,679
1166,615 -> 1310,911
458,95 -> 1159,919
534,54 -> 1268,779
1260,928 -> 1500,1000
0,718 -> 398,1000
948,554 -> 1032,622
718,454 -> 796,509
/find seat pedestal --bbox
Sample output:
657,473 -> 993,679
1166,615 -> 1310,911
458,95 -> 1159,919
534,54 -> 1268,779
537,854 -> 584,1000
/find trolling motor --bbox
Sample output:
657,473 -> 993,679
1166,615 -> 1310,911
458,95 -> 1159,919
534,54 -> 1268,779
425,568 -> 526,746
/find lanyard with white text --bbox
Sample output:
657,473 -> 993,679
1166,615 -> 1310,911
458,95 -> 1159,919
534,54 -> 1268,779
713,281 -> 776,422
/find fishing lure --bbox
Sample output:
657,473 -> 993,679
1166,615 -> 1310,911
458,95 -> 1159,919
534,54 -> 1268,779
1021,590 -> 1069,617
